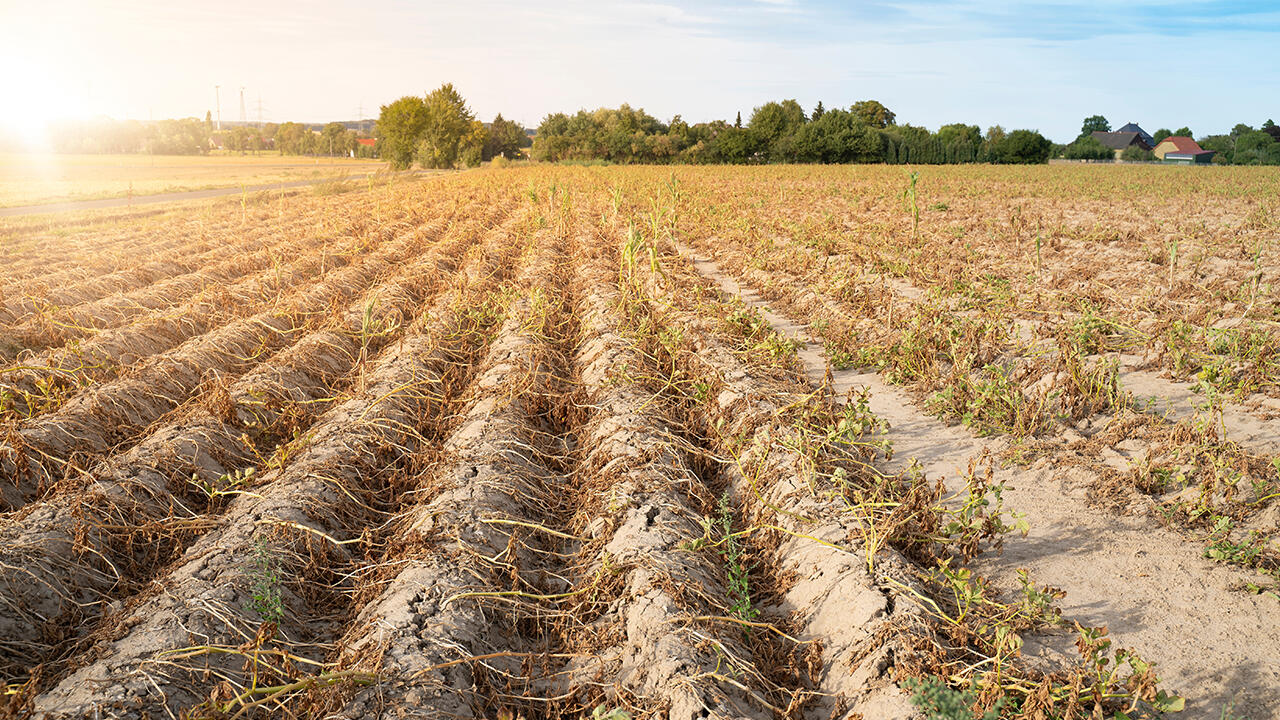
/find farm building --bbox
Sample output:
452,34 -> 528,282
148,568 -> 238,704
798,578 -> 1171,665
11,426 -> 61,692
1091,129 -> 1153,158
1116,122 -> 1156,148
1153,135 -> 1215,164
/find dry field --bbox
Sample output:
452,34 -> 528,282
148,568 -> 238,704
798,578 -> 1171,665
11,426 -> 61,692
0,153 -> 387,208
0,164 -> 1277,720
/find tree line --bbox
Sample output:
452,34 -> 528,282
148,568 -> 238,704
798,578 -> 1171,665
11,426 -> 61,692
523,99 -> 1052,165
25,84 -> 1280,168
36,115 -> 380,158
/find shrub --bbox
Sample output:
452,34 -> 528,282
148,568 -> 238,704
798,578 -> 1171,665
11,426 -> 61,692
1064,136 -> 1114,160
1121,145 -> 1155,162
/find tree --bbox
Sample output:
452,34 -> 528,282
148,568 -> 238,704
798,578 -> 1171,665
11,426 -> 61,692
935,123 -> 981,147
748,99 -> 806,161
1064,135 -> 1114,160
1174,126 -> 1193,138
459,120 -> 486,167
1230,123 -> 1252,138
792,109 -> 882,163
1263,119 -> 1280,142
482,113 -> 525,161
851,100 -> 896,128
1234,131 -> 1280,165
321,122 -> 348,156
1199,134 -> 1234,164
377,96 -> 430,169
811,101 -> 825,121
734,111 -> 742,128
227,126 -> 254,154
1080,115 -> 1110,137
711,125 -> 756,163
275,122 -> 311,155
415,83 -> 476,169
990,129 -> 1052,164
146,118 -> 210,155
1120,145 -> 1154,162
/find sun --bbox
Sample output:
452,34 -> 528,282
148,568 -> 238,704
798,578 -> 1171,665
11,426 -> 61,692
0,53 -> 95,151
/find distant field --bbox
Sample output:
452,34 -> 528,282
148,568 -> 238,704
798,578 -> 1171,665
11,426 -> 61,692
0,153 -> 387,207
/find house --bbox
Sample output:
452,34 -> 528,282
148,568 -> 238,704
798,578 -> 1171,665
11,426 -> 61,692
1152,135 -> 1215,164
1091,130 -> 1153,158
1116,122 -> 1155,148
352,136 -> 377,159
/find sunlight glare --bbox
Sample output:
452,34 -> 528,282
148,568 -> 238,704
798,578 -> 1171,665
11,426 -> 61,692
0,52 -> 94,151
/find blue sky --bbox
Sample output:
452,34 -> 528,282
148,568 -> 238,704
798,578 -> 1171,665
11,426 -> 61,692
3,1 -> 1277,143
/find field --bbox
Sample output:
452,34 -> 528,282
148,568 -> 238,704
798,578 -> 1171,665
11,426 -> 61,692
0,153 -> 387,208
0,164 -> 1277,719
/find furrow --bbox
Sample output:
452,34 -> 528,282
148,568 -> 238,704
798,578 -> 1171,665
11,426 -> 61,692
0,218 -> 450,508
676,239 -> 1280,718
326,258 -> 567,719
0,259 -> 198,326
3,226 -> 342,353
0,209 -> 508,679
637,246 -> 921,719
0,194 -> 471,425
0,248 -> 345,420
28,245 -> 514,718
548,243 -> 775,719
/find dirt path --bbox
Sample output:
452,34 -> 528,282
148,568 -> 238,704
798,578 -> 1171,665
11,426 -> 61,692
679,245 -> 1280,720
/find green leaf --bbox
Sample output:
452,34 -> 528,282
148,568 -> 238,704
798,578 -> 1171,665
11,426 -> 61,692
1153,691 -> 1186,713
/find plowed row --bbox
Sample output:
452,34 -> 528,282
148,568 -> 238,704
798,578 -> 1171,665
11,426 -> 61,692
2,165 -> 1275,720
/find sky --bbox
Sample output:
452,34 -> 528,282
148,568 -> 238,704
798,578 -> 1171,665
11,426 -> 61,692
2,0 -> 1278,144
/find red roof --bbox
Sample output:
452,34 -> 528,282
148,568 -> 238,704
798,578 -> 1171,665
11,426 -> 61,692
356,137 -> 376,147
1158,136 -> 1211,154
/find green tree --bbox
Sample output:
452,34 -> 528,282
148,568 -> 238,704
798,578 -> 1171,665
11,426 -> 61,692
1230,123 -> 1252,138
1234,131 -> 1280,165
415,83 -> 476,168
1199,134 -> 1234,164
748,99 -> 807,161
711,125 -> 756,163
792,109 -> 883,163
811,101 -> 825,121
1263,119 -> 1280,142
1064,135 -> 1114,160
935,123 -> 981,147
851,100 -> 896,128
275,122 -> 311,155
482,113 -> 525,160
146,118 -> 210,155
1080,115 -> 1110,137
376,96 -> 429,169
320,122 -> 348,156
1152,128 -> 1173,144
1120,145 -> 1154,162
227,126 -> 254,154
459,120 -> 486,167
1174,126 -> 1193,138
990,129 -> 1052,164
